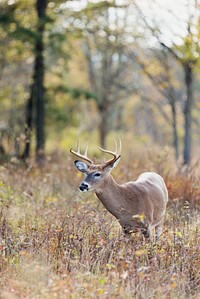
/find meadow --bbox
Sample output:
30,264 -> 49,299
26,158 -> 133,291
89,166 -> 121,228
0,147 -> 199,299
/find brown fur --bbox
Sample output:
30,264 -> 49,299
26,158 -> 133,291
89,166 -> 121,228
94,172 -> 168,239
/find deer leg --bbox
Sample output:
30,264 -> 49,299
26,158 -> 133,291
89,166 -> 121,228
141,225 -> 152,241
123,227 -> 131,237
155,222 -> 163,241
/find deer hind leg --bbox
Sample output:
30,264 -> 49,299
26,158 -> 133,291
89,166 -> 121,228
155,222 -> 163,241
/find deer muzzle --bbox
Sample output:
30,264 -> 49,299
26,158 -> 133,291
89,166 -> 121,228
79,182 -> 89,192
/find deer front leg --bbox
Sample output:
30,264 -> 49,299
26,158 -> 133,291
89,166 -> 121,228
122,225 -> 139,240
123,226 -> 132,238
141,225 -> 153,242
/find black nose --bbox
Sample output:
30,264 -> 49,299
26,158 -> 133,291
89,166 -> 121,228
79,183 -> 89,191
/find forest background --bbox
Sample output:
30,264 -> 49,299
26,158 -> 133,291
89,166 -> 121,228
0,1 -> 200,298
0,0 -> 200,166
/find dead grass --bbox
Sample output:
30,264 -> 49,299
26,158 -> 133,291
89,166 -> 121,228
0,153 -> 199,299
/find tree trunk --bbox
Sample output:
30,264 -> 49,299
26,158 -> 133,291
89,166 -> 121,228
171,102 -> 179,160
0,131 -> 5,156
99,104 -> 109,148
35,0 -> 47,164
183,63 -> 193,166
22,83 -> 34,160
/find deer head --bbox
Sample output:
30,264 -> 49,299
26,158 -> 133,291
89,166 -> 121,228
70,140 -> 121,192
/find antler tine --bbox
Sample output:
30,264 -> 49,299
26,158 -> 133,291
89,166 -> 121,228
114,138 -> 122,156
70,140 -> 93,164
114,139 -> 118,155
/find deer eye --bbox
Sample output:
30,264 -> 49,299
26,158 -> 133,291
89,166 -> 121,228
94,172 -> 101,177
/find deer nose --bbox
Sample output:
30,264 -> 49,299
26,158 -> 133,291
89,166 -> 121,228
79,182 -> 89,192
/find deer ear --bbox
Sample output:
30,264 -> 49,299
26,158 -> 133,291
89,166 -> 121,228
105,156 -> 121,172
74,160 -> 89,173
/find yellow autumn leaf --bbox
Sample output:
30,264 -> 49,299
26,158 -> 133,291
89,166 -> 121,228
170,282 -> 177,288
135,249 -> 148,256
45,197 -> 59,204
176,231 -> 182,238
132,214 -> 145,224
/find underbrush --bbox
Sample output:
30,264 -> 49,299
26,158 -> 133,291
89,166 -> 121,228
0,156 -> 199,298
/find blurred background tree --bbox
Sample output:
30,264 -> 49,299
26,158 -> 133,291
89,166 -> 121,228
66,1 -> 136,147
133,0 -> 200,166
0,0 -> 199,167
23,0 -> 48,164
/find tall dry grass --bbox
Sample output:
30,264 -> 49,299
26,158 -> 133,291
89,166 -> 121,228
0,150 -> 199,298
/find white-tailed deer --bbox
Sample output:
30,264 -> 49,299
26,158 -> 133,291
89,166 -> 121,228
70,140 -> 168,240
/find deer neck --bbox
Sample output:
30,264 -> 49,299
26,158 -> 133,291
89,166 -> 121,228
95,175 -> 124,216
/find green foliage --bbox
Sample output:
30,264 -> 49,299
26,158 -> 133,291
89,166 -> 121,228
0,2 -> 36,42
56,85 -> 98,101
46,97 -> 70,127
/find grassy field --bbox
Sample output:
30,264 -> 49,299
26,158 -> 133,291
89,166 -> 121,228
0,151 -> 199,299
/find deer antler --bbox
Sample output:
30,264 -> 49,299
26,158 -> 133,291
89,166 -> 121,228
70,140 -> 94,164
98,138 -> 122,166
